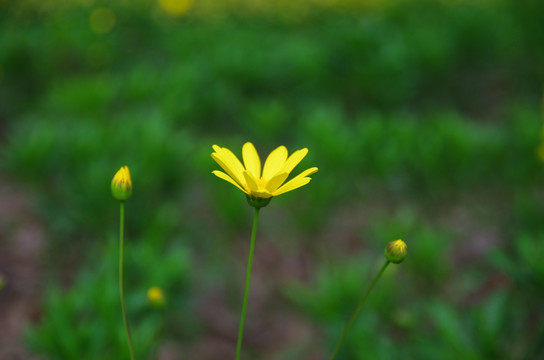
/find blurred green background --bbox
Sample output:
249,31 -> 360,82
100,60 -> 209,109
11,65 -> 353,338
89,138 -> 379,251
1,0 -> 543,359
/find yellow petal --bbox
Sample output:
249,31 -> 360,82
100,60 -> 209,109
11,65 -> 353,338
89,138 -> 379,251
292,167 -> 318,179
243,171 -> 260,193
272,167 -> 318,196
212,146 -> 247,188
212,170 -> 248,194
242,142 -> 261,179
262,145 -> 288,180
211,153 -> 246,190
272,178 -> 312,196
250,190 -> 273,198
217,147 -> 246,179
265,172 -> 289,192
281,148 -> 308,175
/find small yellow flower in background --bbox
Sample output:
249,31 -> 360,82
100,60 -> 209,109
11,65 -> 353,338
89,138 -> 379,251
0,274 -> 5,291
147,286 -> 165,308
385,239 -> 407,264
89,7 -> 116,35
211,142 -> 318,208
158,0 -> 193,17
111,166 -> 133,201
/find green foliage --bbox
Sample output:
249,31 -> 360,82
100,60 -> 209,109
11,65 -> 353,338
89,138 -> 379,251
25,237 -> 193,360
286,207 -> 544,358
0,0 -> 543,358
286,248 -> 542,359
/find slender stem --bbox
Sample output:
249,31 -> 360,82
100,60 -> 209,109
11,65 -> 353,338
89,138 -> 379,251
119,201 -> 136,360
330,260 -> 391,360
235,207 -> 260,360
150,307 -> 166,360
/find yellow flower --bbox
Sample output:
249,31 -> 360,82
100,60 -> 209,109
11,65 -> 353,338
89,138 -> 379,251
147,286 -> 165,308
158,0 -> 193,17
211,142 -> 318,206
385,239 -> 407,264
111,166 -> 133,201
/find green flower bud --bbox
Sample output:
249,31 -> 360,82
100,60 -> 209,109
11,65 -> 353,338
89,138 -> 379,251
111,166 -> 132,201
385,239 -> 407,264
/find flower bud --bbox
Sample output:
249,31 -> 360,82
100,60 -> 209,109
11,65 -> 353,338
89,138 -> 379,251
111,166 -> 132,201
385,239 -> 407,264
147,286 -> 165,308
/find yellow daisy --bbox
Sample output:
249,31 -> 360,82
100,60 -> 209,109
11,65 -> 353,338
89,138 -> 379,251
211,142 -> 318,205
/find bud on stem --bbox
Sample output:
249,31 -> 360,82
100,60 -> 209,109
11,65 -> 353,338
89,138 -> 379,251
385,239 -> 407,264
111,166 -> 133,201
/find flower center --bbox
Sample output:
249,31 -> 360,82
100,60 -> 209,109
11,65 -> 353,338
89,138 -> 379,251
255,177 -> 268,190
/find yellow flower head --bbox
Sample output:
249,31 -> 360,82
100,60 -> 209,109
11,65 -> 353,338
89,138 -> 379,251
385,239 -> 407,264
111,166 -> 132,201
147,286 -> 165,308
211,142 -> 318,207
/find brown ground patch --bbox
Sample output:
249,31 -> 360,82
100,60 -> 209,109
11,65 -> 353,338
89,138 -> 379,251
0,179 -> 45,360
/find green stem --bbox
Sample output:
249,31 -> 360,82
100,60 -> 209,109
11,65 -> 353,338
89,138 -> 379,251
235,207 -> 260,360
120,201 -> 136,360
150,307 -> 166,360
330,260 -> 391,360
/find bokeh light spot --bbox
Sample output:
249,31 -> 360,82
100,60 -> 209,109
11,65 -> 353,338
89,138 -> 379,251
158,0 -> 193,17
537,142 -> 544,162
89,7 -> 116,35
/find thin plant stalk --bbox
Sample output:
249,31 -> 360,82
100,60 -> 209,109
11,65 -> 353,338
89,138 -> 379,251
119,201 -> 136,360
236,207 -> 260,360
150,307 -> 166,360
330,260 -> 391,360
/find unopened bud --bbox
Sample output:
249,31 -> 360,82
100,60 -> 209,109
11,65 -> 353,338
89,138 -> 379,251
147,286 -> 165,308
111,166 -> 132,201
385,239 -> 407,264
